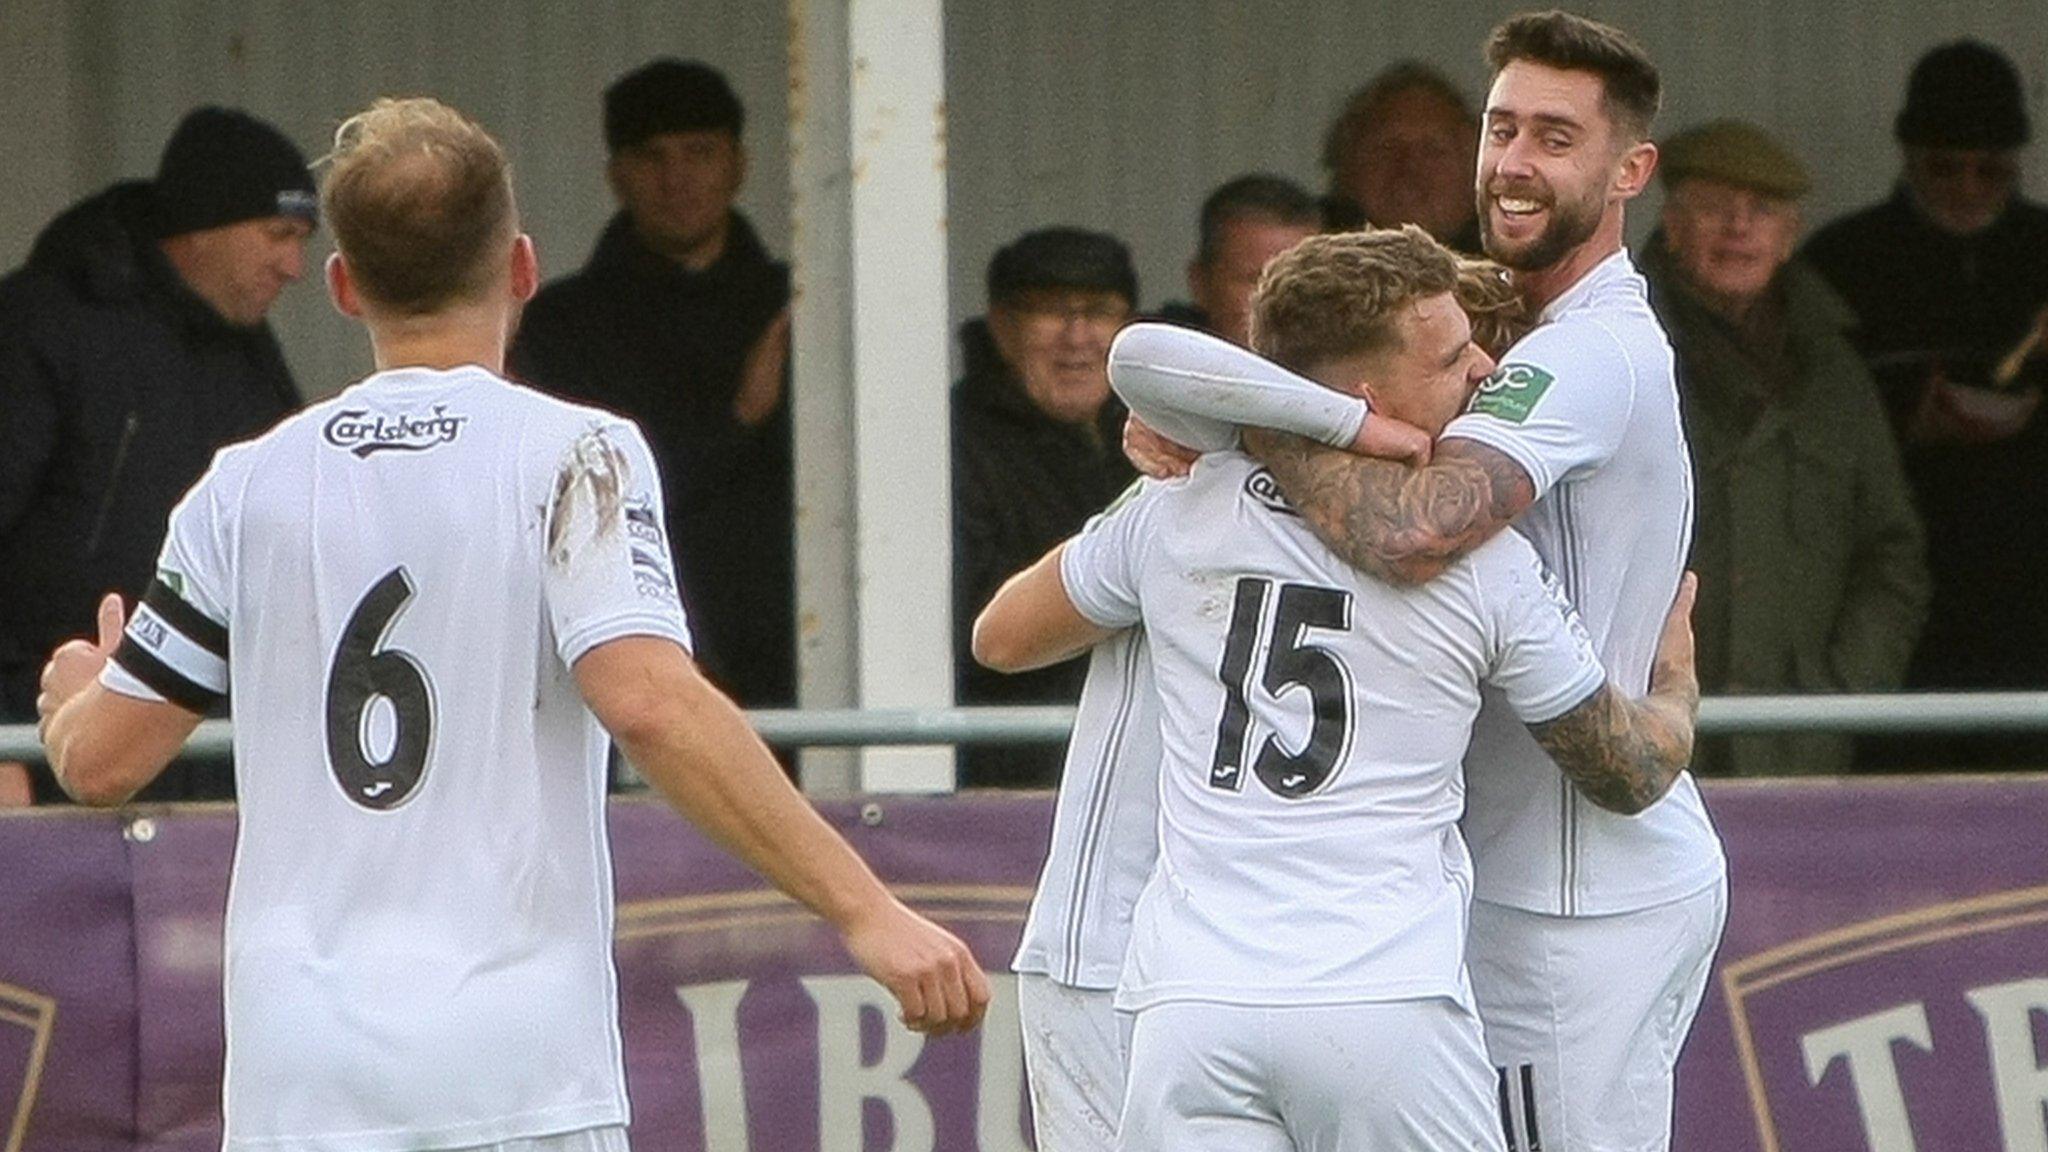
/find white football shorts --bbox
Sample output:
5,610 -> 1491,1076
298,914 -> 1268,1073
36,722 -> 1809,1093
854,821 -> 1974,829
1019,973 -> 1130,1152
1469,878 -> 1728,1152
1118,997 -> 1505,1151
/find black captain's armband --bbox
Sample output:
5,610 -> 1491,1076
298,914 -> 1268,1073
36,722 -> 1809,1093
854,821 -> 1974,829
110,577 -> 230,713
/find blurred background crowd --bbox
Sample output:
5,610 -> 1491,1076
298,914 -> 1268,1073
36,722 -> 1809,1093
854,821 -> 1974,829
2,8 -> 2044,799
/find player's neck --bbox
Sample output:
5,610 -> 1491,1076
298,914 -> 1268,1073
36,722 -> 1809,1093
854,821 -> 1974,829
365,306 -> 514,375
1516,211 -> 1626,313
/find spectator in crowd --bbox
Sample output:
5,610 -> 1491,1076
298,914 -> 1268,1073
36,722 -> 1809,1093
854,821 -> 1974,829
1645,120 -> 1929,776
953,228 -> 1138,787
1804,41 -> 2048,764
0,106 -> 315,805
1156,173 -> 1320,347
1320,61 -> 1482,251
512,59 -> 796,713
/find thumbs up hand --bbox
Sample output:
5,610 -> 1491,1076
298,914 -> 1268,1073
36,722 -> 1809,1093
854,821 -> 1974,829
37,593 -> 127,734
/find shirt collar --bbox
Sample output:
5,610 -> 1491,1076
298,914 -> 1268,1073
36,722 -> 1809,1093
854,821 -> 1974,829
1538,248 -> 1641,325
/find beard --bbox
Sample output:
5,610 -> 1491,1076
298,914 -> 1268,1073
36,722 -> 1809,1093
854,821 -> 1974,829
1478,181 -> 1604,272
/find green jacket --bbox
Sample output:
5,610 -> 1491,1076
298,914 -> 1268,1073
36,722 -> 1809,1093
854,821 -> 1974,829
1643,236 -> 1930,776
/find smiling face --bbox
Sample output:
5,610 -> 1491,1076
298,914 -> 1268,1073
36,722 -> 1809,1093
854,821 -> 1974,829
988,287 -> 1132,424
1477,61 -> 1627,273
1660,177 -> 1799,315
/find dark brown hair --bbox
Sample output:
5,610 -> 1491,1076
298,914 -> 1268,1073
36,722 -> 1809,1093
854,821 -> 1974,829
1485,10 -> 1661,142
1250,226 -> 1460,377
321,98 -> 516,315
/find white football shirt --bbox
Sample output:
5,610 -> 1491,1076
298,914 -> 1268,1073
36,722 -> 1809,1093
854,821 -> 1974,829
1443,250 -> 1725,916
1011,626 -> 1163,990
1059,453 -> 1607,1012
103,365 -> 691,1152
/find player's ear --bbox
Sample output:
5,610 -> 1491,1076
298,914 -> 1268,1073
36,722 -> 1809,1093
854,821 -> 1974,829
509,234 -> 539,304
1613,140 -> 1658,202
325,252 -> 362,319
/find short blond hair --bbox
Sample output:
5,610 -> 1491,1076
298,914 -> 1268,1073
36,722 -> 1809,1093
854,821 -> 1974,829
321,97 -> 516,314
1249,226 -> 1460,376
1454,256 -> 1530,358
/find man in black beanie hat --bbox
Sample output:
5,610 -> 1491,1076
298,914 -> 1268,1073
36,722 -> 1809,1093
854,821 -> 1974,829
1806,40 -> 2048,767
951,227 -> 1139,787
0,105 -> 314,804
512,58 -> 800,722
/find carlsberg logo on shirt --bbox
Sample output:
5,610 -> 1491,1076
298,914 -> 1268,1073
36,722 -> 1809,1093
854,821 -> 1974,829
1469,362 -> 1556,424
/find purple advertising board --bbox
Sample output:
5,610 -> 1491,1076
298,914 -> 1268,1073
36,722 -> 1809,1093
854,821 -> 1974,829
2,778 -> 2045,1151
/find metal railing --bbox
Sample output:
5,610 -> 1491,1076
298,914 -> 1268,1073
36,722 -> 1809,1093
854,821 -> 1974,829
6,693 -> 2048,763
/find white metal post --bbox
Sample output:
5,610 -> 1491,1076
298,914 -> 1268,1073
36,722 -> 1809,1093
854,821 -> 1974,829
789,0 -> 955,794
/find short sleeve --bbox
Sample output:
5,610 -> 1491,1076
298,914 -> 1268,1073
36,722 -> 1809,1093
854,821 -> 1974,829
1441,319 -> 1636,499
102,454 -> 237,711
1474,532 -> 1606,723
542,421 -> 695,666
1057,480 -> 1158,630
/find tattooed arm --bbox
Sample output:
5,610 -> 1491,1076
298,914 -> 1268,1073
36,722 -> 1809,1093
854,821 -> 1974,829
1527,575 -> 1700,815
1245,429 -> 1537,586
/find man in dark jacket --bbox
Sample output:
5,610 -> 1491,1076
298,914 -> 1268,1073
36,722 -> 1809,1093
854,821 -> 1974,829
511,59 -> 796,711
0,106 -> 315,804
1644,120 -> 1929,777
1804,41 -> 2048,766
953,228 -> 1138,787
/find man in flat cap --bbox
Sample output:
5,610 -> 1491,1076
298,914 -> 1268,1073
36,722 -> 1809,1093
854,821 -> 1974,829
952,227 -> 1138,787
1805,41 -> 2048,765
1644,120 -> 1928,777
512,58 -> 797,720
0,105 -> 315,805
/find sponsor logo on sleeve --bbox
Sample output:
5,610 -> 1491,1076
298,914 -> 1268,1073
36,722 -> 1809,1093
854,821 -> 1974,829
322,405 -> 470,458
1468,363 -> 1556,424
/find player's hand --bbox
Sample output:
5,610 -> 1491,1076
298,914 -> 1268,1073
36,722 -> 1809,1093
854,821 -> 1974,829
1346,410 -> 1433,467
1650,572 -> 1700,714
842,897 -> 992,1036
37,594 -> 125,737
1124,415 -> 1199,479
733,308 -> 792,427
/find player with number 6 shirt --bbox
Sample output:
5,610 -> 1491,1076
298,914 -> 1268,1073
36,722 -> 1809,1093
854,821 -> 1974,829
35,97 -> 987,1152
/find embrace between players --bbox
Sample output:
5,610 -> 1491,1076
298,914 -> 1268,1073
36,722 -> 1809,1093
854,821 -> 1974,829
983,12 -> 1725,1152
31,10 -> 1721,1152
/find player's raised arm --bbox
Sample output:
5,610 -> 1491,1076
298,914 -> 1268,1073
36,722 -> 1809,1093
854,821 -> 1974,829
1526,573 -> 1700,814
1246,431 -> 1536,586
573,637 -> 990,1035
